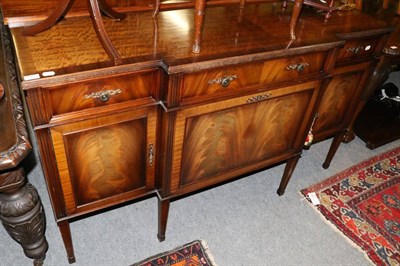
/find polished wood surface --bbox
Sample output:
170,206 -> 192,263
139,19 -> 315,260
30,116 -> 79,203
0,0 -> 279,26
50,106 -> 157,215
1,1 -> 395,263
180,51 -> 325,103
10,4 -> 390,83
170,81 -> 319,196
313,64 -> 367,138
0,23 -> 48,265
26,69 -> 159,126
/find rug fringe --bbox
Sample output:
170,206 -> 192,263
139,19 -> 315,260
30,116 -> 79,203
298,191 -> 375,266
200,240 -> 219,266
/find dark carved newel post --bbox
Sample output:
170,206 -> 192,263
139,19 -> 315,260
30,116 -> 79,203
0,23 -> 48,265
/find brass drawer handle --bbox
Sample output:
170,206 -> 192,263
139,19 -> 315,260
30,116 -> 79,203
208,75 -> 238,87
246,93 -> 272,103
347,46 -> 364,55
148,144 -> 154,167
286,63 -> 309,73
84,89 -> 122,102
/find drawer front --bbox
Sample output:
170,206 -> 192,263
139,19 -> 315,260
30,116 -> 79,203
47,70 -> 158,116
180,52 -> 326,104
336,37 -> 380,62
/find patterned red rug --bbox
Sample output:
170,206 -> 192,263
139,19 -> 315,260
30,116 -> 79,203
302,147 -> 400,265
132,240 -> 217,266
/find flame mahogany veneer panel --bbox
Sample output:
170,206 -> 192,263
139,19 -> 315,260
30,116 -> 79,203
50,107 -> 157,215
167,81 -> 321,195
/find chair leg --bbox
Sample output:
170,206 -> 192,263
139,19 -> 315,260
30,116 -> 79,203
87,0 -> 123,65
22,0 -> 74,36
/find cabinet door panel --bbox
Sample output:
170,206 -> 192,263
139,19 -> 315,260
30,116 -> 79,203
51,107 -> 157,215
170,81 -> 320,194
313,70 -> 364,137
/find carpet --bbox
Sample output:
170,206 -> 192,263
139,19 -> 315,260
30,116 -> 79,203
301,147 -> 400,265
131,240 -> 217,266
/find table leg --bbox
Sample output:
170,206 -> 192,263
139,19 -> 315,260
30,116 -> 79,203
0,168 -> 48,265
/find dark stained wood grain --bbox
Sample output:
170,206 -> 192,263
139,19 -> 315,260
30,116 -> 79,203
2,1 -> 396,262
10,4 -> 391,83
50,106 -> 157,215
313,70 -> 364,137
65,120 -> 146,206
180,51 -> 326,104
47,70 -> 158,115
167,81 -> 320,196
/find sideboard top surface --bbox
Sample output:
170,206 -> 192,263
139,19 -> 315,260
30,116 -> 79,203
5,2 -> 391,86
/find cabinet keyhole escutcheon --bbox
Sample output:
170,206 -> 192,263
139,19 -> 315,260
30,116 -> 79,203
148,144 -> 154,167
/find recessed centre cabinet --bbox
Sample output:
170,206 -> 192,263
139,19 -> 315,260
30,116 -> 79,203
4,2 -> 392,263
167,81 -> 320,195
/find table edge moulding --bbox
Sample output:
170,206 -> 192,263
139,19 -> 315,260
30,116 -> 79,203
0,0 -> 395,263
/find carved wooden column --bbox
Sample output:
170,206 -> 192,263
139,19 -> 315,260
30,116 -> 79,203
0,23 -> 48,265
0,170 -> 48,266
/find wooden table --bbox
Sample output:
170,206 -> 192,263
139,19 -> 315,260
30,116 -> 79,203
0,23 -> 48,265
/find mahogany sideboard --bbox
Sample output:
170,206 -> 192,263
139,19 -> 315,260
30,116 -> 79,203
0,0 -> 393,263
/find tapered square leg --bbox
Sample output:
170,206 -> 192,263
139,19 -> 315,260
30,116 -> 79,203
157,198 -> 170,242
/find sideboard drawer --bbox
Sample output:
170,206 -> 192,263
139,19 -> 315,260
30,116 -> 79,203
47,69 -> 158,116
336,37 -> 380,62
180,52 -> 326,104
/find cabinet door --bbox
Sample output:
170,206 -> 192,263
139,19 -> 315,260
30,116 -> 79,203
313,64 -> 370,139
168,81 -> 321,195
50,106 -> 157,215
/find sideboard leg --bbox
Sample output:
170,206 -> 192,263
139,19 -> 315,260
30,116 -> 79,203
157,198 -> 170,242
277,154 -> 301,196
322,131 -> 347,169
58,220 -> 76,263
0,168 -> 48,265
